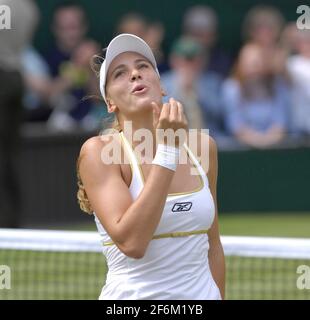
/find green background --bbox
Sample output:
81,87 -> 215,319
218,147 -> 310,212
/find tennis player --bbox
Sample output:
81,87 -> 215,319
77,33 -> 225,299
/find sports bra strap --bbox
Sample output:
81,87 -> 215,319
183,142 -> 208,185
119,131 -> 144,186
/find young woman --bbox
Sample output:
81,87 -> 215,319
222,43 -> 289,148
77,34 -> 225,299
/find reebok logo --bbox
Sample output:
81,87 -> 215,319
172,202 -> 192,212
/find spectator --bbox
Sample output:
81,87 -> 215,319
286,30 -> 310,135
144,20 -> 169,74
44,1 -> 99,131
46,39 -> 102,132
161,37 -> 224,137
242,5 -> 287,76
222,44 -> 289,148
182,5 -> 233,77
0,0 -> 39,227
280,22 -> 301,56
115,13 -> 169,74
45,2 -> 88,76
115,12 -> 147,39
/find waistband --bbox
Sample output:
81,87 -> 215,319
102,229 -> 209,246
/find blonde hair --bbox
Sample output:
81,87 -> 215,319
76,156 -> 92,214
76,117 -> 122,214
76,52 -> 122,214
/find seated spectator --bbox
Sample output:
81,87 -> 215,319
161,37 -> 224,137
44,2 -> 99,131
222,44 -> 289,148
45,2 -> 88,75
46,40 -> 103,132
182,5 -> 233,77
286,30 -> 310,135
242,5 -> 287,76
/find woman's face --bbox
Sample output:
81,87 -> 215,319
105,51 -> 162,116
239,45 -> 266,79
251,23 -> 279,47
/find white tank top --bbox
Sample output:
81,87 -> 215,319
94,131 -> 221,300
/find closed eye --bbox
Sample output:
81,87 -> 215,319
114,69 -> 126,79
138,63 -> 149,69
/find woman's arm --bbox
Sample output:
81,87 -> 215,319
204,134 -> 226,299
79,99 -> 188,259
79,136 -> 175,259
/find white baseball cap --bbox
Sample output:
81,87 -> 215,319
99,33 -> 160,104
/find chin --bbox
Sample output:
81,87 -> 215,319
135,97 -> 156,110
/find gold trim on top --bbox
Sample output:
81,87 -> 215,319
120,131 -> 204,197
122,133 -> 205,197
102,229 -> 209,246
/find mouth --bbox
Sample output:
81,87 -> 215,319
132,84 -> 148,95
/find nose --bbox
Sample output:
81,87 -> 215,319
130,68 -> 142,82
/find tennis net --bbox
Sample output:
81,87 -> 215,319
0,228 -> 309,300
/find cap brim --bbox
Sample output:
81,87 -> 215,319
100,33 -> 159,103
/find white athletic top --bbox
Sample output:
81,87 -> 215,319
94,131 -> 221,300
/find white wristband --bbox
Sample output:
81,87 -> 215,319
152,144 -> 180,172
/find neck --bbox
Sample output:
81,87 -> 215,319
119,113 -> 157,159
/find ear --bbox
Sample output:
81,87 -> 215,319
106,98 -> 118,113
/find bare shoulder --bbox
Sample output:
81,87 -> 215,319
80,136 -> 104,156
78,134 -> 121,180
80,133 -> 121,159
79,136 -> 104,168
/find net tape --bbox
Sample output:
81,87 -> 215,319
1,229 -> 310,259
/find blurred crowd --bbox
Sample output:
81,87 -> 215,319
3,1 -> 310,149
1,0 -> 310,228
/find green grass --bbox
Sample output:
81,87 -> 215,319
0,251 -> 107,300
1,250 -> 309,300
1,212 -> 309,300
219,212 -> 310,238
225,256 -> 310,300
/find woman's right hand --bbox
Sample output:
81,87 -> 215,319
151,98 -> 188,147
